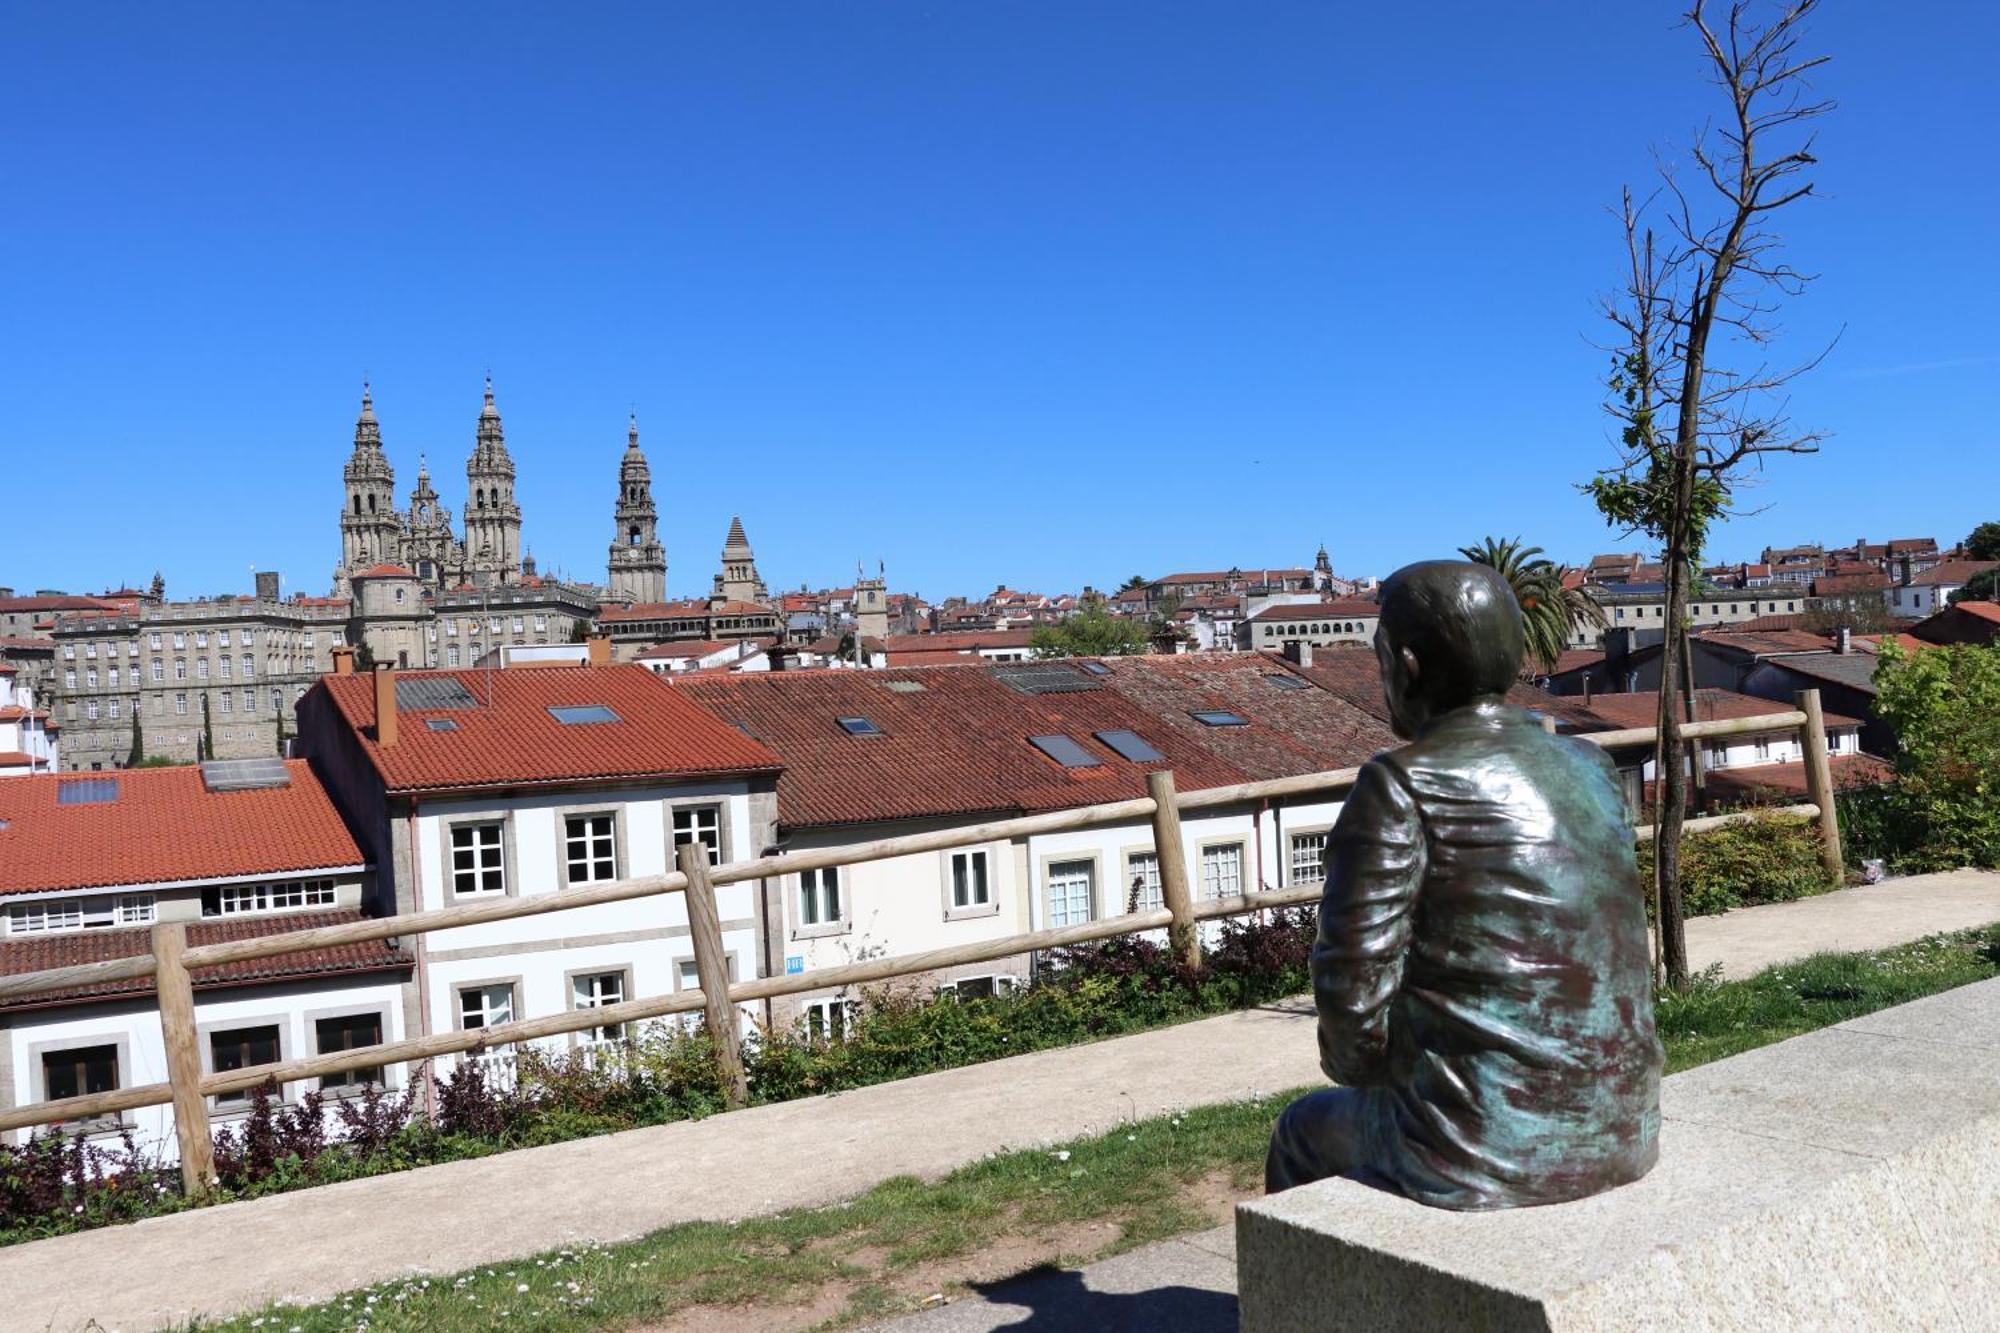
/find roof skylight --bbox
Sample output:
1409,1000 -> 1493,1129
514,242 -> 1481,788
1029,734 -> 1102,768
1094,729 -> 1165,762
200,757 -> 292,791
837,716 -> 883,736
56,777 -> 119,805
1264,674 -> 1311,691
425,717 -> 460,732
1190,710 -> 1249,727
548,704 -> 620,725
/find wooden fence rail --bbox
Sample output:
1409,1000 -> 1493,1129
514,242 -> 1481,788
0,690 -> 1845,1196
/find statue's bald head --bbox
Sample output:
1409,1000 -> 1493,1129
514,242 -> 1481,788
1374,560 -> 1525,737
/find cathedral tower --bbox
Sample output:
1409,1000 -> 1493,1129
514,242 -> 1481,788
711,516 -> 768,607
606,415 -> 667,605
463,378 -> 523,588
339,383 -> 400,574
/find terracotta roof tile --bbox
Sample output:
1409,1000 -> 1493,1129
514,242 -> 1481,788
314,664 -> 783,795
1246,600 -> 1380,623
0,761 -> 364,895
1906,559 -> 1997,587
1568,689 -> 1864,733
0,909 -> 409,1011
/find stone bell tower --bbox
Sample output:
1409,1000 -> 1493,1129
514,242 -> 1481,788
606,415 -> 667,604
462,377 -> 523,588
339,382 -> 400,575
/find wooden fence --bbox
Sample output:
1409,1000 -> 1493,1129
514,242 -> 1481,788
0,691 -> 1844,1193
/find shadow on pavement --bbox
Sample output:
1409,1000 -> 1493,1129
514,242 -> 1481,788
970,1264 -> 1238,1331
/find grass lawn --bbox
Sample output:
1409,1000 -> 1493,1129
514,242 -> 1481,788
193,924 -> 2000,1333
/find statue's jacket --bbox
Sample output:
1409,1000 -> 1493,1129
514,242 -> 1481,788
1314,701 -> 1664,1210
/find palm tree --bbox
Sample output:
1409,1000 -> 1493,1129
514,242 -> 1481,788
1459,537 -> 1605,674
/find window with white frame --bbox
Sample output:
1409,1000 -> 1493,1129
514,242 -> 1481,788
798,866 -> 842,927
939,975 -> 1019,1001
149,632 -> 162,649
1755,735 -> 1772,761
949,850 -> 991,911
202,879 -> 336,916
1201,842 -> 1244,900
175,692 -> 188,715
672,806 -> 722,865
242,689 -> 255,712
85,667 -> 97,688
1046,859 -> 1095,927
151,659 -> 163,682
196,631 -> 208,649
172,632 -> 185,649
42,1044 -> 118,1104
218,691 -> 231,713
802,997 -> 858,1043
8,899 -> 83,934
451,823 -> 506,896
1126,851 -> 1163,912
1289,832 -> 1328,886
563,813 -> 616,884
446,644 -> 461,667
458,983 -> 515,1030
572,971 -> 628,1042
85,700 -> 98,721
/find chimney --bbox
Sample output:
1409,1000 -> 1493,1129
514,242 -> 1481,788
1282,639 -> 1314,668
1837,626 -> 1852,655
1582,675 -> 1592,705
255,570 -> 280,603
586,635 -> 611,667
373,664 -> 399,747
331,645 -> 357,676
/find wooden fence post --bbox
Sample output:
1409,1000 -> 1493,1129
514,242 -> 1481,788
1146,770 -> 1202,971
1795,689 -> 1846,884
677,843 -> 749,1108
152,922 -> 216,1196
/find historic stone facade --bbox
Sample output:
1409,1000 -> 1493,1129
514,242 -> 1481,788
712,516 -> 769,607
335,380 -> 525,594
606,416 -> 666,605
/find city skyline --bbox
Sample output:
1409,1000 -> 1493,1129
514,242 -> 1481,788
4,4 -> 1995,598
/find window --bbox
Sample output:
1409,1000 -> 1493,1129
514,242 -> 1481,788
446,620 -> 458,636
174,658 -> 187,680
175,693 -> 188,715
202,880 -> 336,916
218,630 -> 230,647
63,668 -> 76,690
242,628 -> 256,647
314,1011 -> 384,1091
1189,710 -> 1248,727
1755,736 -> 1772,761
151,659 -> 163,682
9,899 -> 83,934
563,813 -> 616,884
1046,859 -> 1095,927
1289,832 -> 1329,886
43,1044 -> 118,1103
1029,733 -> 1101,768
459,983 -> 515,1030
218,691 -> 231,713
446,644 -> 461,667
149,632 -> 162,649
85,700 -> 98,722
802,997 -> 858,1043
836,715 -> 881,736
451,823 -> 507,896
85,668 -> 98,688
798,866 -> 842,928
62,644 -> 74,660
1127,851 -> 1163,911
511,617 -> 524,634
219,655 -> 231,678
939,975 -> 1018,1001
1201,842 -> 1244,900
672,806 -> 722,865
534,615 -> 547,632
196,632 -> 208,649
573,972 -> 627,1042
949,850 -> 991,911
240,653 -> 255,677
210,1024 -> 282,1107
85,643 -> 97,660
271,688 -> 283,713
242,689 -> 255,712
548,704 -> 619,724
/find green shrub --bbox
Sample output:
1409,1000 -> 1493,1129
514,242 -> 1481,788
1637,813 -> 1834,917
1871,641 -> 2000,871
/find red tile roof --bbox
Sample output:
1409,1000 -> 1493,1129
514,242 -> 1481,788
1696,627 -> 1835,655
0,751 -> 38,768
314,665 -> 783,795
1700,753 -> 1895,803
634,639 -> 757,661
1567,689 -> 1864,734
710,601 -> 777,616
881,629 -> 1037,659
0,909 -> 410,1012
0,761 -> 364,895
1906,560 -> 1998,588
1548,649 -> 1606,675
0,595 -> 124,614
353,563 -> 416,578
1281,646 -> 1601,732
597,599 -> 712,622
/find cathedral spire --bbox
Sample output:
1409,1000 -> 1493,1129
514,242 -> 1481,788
607,414 -> 665,604
352,380 -> 382,451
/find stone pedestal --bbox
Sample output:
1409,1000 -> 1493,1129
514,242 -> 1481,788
1237,977 -> 2000,1331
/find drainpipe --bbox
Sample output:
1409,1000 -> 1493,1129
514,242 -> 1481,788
407,796 -> 437,1121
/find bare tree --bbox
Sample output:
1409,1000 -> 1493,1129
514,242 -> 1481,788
1583,1 -> 1835,988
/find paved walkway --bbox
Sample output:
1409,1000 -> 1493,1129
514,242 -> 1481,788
4,869 -> 1996,1333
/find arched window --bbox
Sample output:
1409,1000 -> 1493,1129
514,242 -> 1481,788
353,494 -> 362,515
629,526 -> 641,545
367,493 -> 376,513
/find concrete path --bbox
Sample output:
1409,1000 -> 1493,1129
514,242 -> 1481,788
3,869 -> 1996,1333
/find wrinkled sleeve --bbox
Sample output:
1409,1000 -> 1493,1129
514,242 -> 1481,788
1312,757 -> 1424,1086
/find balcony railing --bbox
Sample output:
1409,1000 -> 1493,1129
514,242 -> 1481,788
0,691 -> 1846,1196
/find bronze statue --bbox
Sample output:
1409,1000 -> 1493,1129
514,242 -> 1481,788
1267,560 -> 1662,1209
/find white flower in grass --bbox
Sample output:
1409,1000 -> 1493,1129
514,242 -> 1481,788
515,1283 -> 530,1293
1053,1150 -> 1071,1162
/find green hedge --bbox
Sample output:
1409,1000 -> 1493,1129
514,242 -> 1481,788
1636,813 -> 1836,918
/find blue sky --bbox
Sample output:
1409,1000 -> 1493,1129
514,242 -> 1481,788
4,3 -> 1994,603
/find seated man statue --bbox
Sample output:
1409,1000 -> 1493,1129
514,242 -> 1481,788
1267,560 -> 1662,1210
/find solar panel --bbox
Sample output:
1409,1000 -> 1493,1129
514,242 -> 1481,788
57,777 -> 120,804
200,758 -> 291,792
1264,674 -> 1311,691
1094,729 -> 1165,762
836,716 -> 882,736
884,680 -> 926,693
396,677 -> 478,711
1029,734 -> 1103,768
548,704 -> 620,725
1190,710 -> 1249,727
991,662 -> 1102,695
